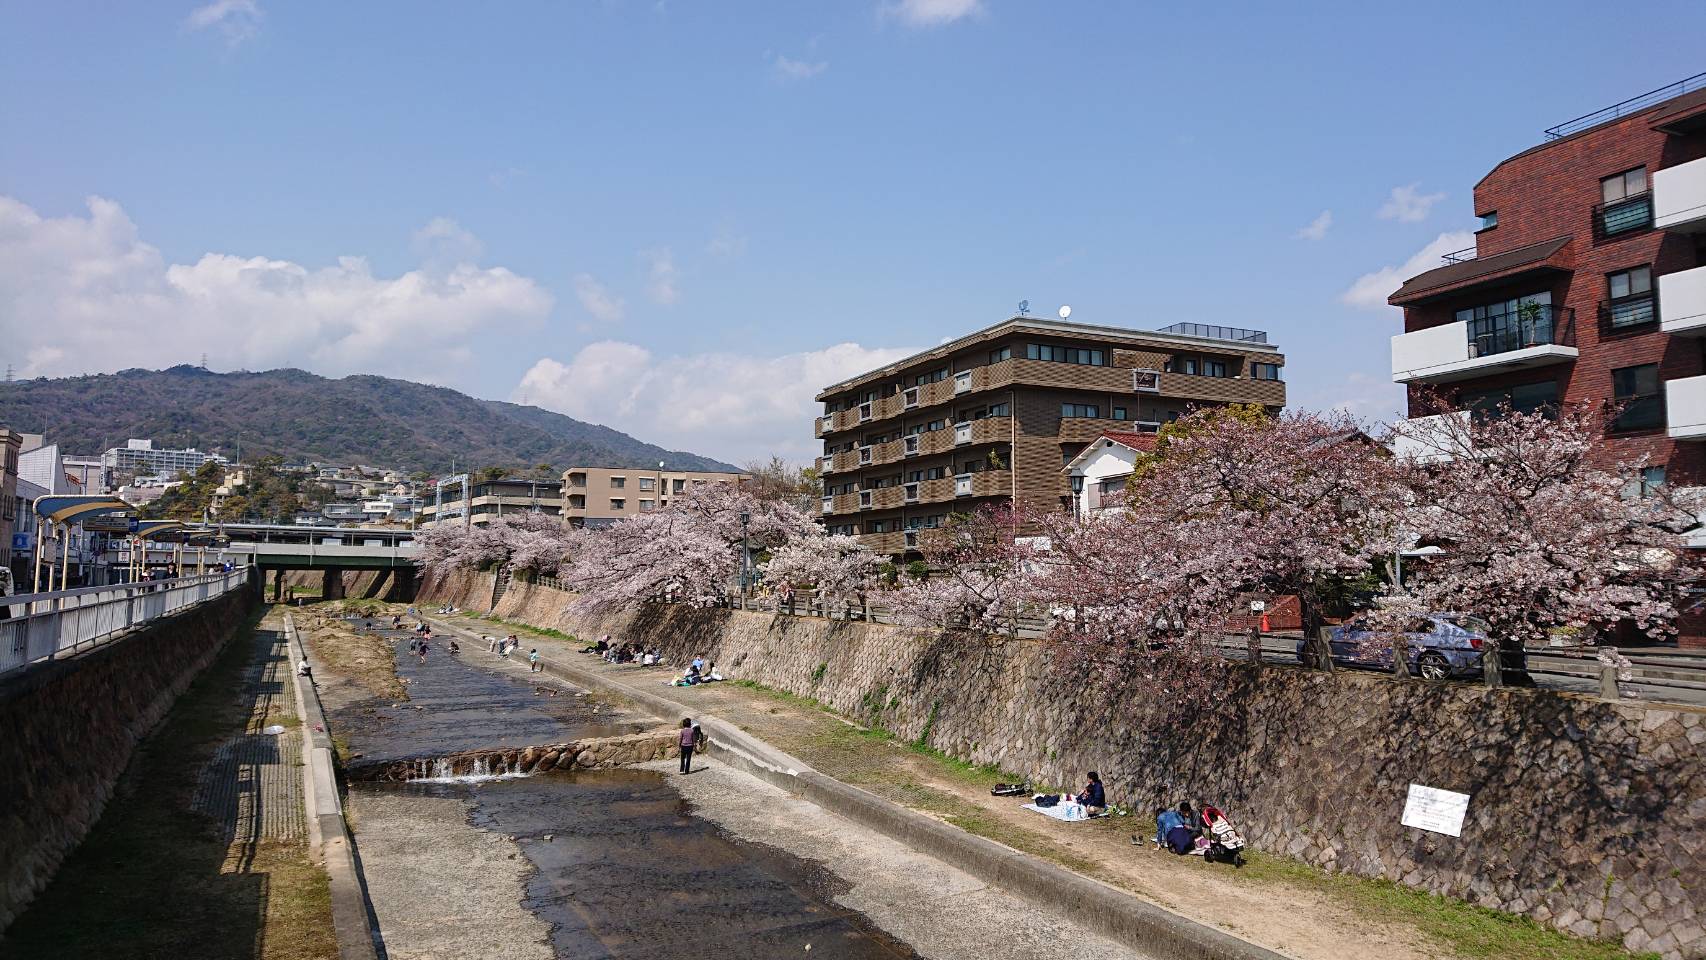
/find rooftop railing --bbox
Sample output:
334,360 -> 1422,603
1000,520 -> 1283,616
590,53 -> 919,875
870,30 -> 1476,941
1440,246 -> 1479,264
1544,71 -> 1706,140
1155,322 -> 1268,344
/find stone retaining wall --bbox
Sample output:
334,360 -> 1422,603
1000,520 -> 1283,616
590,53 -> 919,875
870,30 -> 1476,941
0,587 -> 257,933
348,730 -> 681,782
425,569 -> 1706,959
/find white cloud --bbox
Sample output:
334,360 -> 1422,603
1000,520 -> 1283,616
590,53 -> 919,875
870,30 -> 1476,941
641,248 -> 679,305
1377,183 -> 1446,223
410,216 -> 483,264
773,54 -> 828,81
0,195 -> 551,381
514,340 -> 917,463
572,273 -> 625,325
1340,231 -> 1475,311
707,228 -> 747,259
880,0 -> 984,27
183,0 -> 262,47
1294,210 -> 1332,241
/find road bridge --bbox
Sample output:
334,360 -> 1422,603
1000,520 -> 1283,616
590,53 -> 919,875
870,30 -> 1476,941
211,524 -> 418,602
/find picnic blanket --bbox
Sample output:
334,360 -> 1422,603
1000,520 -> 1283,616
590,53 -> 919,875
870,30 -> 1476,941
1022,800 -> 1104,822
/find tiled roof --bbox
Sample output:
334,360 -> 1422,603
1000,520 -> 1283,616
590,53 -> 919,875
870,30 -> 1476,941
1099,431 -> 1161,451
1388,236 -> 1573,306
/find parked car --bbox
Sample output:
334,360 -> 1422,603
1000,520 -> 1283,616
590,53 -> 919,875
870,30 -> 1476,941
1297,613 -> 1497,681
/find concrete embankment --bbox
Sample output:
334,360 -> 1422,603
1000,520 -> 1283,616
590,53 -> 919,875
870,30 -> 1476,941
347,729 -> 682,782
425,568 -> 1706,960
0,585 -> 257,934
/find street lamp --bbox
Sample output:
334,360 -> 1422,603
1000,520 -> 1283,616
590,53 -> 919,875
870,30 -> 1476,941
739,510 -> 751,594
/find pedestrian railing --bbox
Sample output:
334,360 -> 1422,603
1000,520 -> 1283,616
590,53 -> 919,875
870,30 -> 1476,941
0,567 -> 252,677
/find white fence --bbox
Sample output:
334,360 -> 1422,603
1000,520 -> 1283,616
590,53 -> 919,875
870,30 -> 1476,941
0,567 -> 252,677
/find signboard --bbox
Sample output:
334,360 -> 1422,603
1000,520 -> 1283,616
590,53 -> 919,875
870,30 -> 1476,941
128,518 -> 141,533
1249,600 -> 1266,612
1401,784 -> 1470,837
1132,368 -> 1162,393
11,533 -> 31,551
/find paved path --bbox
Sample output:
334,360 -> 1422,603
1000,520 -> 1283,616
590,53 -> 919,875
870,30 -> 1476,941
189,615 -> 307,849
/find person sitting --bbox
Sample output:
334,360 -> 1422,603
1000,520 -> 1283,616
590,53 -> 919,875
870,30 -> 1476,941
705,660 -> 722,681
683,662 -> 702,685
296,660 -> 313,678
1074,771 -> 1106,816
581,637 -> 609,654
1145,806 -> 1196,854
1202,806 -> 1247,867
1178,801 -> 1205,837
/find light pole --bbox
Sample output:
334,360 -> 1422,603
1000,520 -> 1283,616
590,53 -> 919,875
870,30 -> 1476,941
739,510 -> 750,596
657,460 -> 665,509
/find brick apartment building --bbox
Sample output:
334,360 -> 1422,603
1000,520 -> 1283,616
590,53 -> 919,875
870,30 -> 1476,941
1389,73 -> 1706,492
561,467 -> 746,528
814,316 -> 1287,556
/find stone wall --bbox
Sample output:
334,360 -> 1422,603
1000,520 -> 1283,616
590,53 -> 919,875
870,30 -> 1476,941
0,587 -> 257,933
426,569 -> 1706,959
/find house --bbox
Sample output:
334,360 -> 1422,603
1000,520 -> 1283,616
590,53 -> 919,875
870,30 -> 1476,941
1063,431 -> 1160,515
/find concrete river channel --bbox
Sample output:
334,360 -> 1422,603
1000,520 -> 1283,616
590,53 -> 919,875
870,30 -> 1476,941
313,617 -> 1148,960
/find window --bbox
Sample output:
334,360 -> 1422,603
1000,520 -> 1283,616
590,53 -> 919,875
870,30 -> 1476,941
1599,167 -> 1652,236
962,459 -> 985,473
1456,292 -> 1556,355
906,470 -> 923,483
1462,381 -> 1559,420
1605,266 -> 1655,328
609,476 -> 626,489
1640,466 -> 1666,497
638,477 -> 655,491
639,499 -> 654,511
925,466 -> 947,480
989,346 -> 1011,363
870,519 -> 888,533
915,369 -> 947,385
927,419 -> 945,431
1203,358 -> 1228,378
1611,364 -> 1663,432
989,401 -> 1010,417
1112,406 -> 1128,421
1027,344 -> 1106,365
672,478 -> 685,493
1061,402 -> 1100,418
1252,362 -> 1284,381
609,498 -> 626,510
1478,211 -> 1498,231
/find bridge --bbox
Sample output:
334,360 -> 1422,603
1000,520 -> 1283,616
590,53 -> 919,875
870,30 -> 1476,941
100,524 -> 420,602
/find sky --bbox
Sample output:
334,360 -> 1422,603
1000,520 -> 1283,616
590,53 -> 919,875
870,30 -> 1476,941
5,1 -> 1706,465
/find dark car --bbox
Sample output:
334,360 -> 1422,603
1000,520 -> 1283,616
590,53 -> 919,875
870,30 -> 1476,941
1298,613 -> 1493,681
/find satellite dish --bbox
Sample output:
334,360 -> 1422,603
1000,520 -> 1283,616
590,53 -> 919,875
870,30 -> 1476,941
1058,305 -> 1072,320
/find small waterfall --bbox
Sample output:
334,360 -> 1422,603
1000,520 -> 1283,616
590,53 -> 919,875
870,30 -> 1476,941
404,752 -> 531,784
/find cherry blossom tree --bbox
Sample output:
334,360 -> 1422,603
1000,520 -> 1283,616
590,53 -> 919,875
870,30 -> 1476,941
413,511 -> 575,576
885,504 -> 1044,634
761,534 -> 879,610
1377,400 -> 1694,685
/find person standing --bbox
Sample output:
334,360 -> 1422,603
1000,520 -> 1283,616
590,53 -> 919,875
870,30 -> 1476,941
529,648 -> 542,672
678,718 -> 697,773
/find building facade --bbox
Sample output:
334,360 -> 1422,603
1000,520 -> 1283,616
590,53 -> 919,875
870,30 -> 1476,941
561,467 -> 745,528
1063,431 -> 1159,516
1389,76 -> 1706,491
814,316 -> 1287,556
101,438 -> 228,483
417,478 -> 564,527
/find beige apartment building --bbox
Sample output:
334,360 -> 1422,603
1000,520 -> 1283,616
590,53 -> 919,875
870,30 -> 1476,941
417,477 -> 563,528
815,315 -> 1287,556
562,467 -> 746,528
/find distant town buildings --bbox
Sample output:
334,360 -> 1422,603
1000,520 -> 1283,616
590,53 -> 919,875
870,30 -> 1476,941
813,315 -> 1287,557
101,438 -> 227,485
1389,73 -> 1706,491
562,467 -> 745,529
417,477 -> 564,528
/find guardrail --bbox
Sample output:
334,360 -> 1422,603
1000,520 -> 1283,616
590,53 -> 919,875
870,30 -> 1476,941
0,567 -> 252,677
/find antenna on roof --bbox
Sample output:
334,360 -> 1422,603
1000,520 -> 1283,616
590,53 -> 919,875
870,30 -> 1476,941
1018,299 -> 1030,316
200,353 -> 208,369
1058,305 -> 1073,320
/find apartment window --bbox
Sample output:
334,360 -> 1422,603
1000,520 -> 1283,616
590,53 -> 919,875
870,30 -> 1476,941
915,369 -> 947,386
638,477 -> 655,491
1461,381 -> 1559,420
925,466 -> 947,480
870,519 -> 888,533
1640,466 -> 1666,498
639,499 -> 655,511
1611,364 -> 1663,432
988,401 -> 1010,417
1251,362 -> 1284,381
989,346 -> 1011,363
1112,406 -> 1128,421
1605,266 -> 1656,329
1027,344 -> 1107,366
962,459 -> 985,473
1478,211 -> 1498,231
1061,402 -> 1100,418
1172,355 -> 1228,377
609,476 -> 626,489
1599,167 -> 1651,237
927,419 -> 945,431
1457,293 -> 1556,356
610,498 -> 626,510
906,470 -> 923,483
672,478 -> 685,493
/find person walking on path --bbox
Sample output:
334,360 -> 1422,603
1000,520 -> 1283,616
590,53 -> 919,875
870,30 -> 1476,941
678,718 -> 698,773
529,648 -> 542,672
417,639 -> 429,665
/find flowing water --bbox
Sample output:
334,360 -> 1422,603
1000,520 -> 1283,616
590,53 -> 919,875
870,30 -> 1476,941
339,623 -> 920,959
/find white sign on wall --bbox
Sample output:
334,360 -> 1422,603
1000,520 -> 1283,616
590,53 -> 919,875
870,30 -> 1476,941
1401,784 -> 1471,837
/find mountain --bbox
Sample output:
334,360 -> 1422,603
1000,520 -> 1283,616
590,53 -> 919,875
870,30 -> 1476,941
0,366 -> 739,474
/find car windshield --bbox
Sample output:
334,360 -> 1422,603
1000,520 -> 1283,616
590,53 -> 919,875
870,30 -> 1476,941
1442,615 -> 1490,634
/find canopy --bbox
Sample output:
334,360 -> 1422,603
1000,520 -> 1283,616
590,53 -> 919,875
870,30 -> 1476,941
133,520 -> 187,540
35,495 -> 133,526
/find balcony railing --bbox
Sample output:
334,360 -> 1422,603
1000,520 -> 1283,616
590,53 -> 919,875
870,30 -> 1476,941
1598,296 -> 1658,337
1468,305 -> 1576,359
1594,192 -> 1653,241
1544,70 -> 1706,139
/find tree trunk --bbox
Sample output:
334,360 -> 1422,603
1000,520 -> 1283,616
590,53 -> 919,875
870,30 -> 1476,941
1392,631 -> 1410,679
1299,591 -> 1333,672
1247,627 -> 1262,666
1483,637 -> 1504,688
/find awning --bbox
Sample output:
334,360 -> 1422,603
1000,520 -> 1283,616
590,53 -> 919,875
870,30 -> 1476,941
35,496 -> 133,526
1388,236 -> 1573,306
133,520 -> 187,540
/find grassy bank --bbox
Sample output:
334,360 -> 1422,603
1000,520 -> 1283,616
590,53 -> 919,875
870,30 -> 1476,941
0,613 -> 339,960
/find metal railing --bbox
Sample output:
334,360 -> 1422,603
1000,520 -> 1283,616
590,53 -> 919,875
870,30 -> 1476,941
1440,246 -> 1479,264
1593,192 -> 1654,241
1597,296 -> 1658,337
1467,305 -> 1575,358
1544,71 -> 1706,139
0,567 -> 252,677
1155,322 -> 1268,344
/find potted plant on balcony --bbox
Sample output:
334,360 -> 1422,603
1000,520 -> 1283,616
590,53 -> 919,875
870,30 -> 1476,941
1517,300 -> 1547,347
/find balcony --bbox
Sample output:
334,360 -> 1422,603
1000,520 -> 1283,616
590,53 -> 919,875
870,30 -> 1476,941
1655,156 -> 1706,232
1593,192 -> 1653,241
1598,295 -> 1658,337
1661,265 -> 1706,335
815,415 -> 835,438
857,531 -> 907,555
1387,412 -> 1473,463
1390,307 -> 1577,384
1668,376 -> 1706,439
821,495 -> 835,515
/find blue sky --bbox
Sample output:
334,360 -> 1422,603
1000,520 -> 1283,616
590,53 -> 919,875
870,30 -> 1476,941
4,0 -> 1706,463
